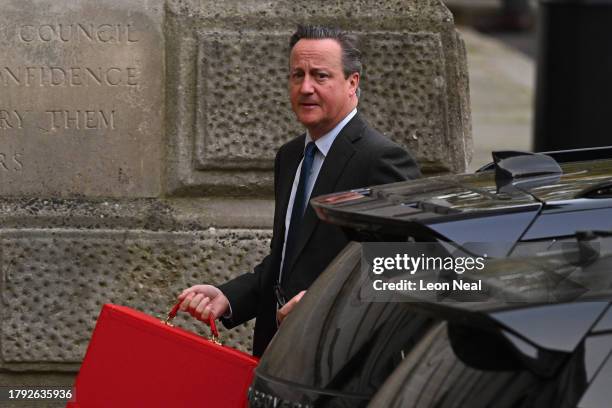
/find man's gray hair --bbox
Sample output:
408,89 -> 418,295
289,25 -> 362,97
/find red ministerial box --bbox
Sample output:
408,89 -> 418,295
68,304 -> 258,408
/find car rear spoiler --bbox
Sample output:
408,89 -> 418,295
311,187 -> 541,255
476,146 -> 612,173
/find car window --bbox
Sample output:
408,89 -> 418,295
369,323 -> 590,408
522,208 -> 612,241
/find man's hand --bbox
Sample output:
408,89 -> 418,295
276,290 -> 306,325
177,285 -> 230,322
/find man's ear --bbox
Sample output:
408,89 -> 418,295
348,72 -> 360,96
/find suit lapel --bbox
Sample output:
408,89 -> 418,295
285,114 -> 365,276
277,135 -> 306,235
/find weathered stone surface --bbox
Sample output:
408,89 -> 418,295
0,0 -> 164,197
195,31 -> 299,170
0,0 -> 473,386
165,0 -> 472,196
0,197 -> 274,230
1,228 -> 270,364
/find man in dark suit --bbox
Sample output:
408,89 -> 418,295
178,25 -> 420,357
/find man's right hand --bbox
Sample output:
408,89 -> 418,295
177,285 -> 230,322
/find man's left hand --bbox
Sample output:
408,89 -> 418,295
276,290 -> 306,325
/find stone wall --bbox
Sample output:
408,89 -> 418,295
0,0 -> 164,197
0,0 -> 471,403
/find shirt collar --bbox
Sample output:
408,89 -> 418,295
305,108 -> 357,157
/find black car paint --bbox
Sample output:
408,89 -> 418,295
250,151 -> 612,408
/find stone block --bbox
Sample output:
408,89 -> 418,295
165,0 -> 472,196
0,227 -> 271,365
194,31 -> 300,170
0,0 -> 164,197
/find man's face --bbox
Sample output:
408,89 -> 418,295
289,38 -> 359,139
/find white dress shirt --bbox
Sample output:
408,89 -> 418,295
278,108 -> 357,284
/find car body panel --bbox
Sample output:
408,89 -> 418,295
251,150 -> 612,408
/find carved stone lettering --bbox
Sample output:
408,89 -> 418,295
0,152 -> 24,171
0,66 -> 140,87
17,23 -> 138,44
0,110 -> 24,129
0,0 -> 163,197
42,110 -> 115,131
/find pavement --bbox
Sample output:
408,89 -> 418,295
458,26 -> 535,171
443,0 -> 538,171
444,0 -> 502,26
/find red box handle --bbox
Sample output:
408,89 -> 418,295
166,301 -> 220,342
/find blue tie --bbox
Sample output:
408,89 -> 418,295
281,141 -> 317,286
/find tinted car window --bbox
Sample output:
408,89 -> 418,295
522,207 -> 612,241
369,323 -> 590,408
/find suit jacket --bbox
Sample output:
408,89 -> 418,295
219,113 -> 420,356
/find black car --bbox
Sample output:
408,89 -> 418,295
248,147 -> 612,408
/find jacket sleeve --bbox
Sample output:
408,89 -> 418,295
217,254 -> 271,329
218,146 -> 284,328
